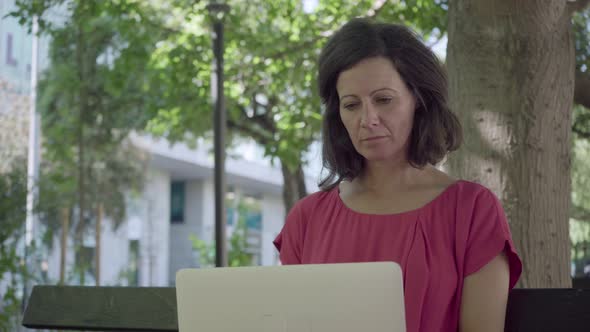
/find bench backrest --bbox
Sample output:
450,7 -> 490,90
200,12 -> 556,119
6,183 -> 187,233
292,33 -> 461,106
22,286 -> 590,332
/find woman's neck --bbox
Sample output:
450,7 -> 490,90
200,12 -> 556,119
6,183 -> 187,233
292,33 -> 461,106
354,159 -> 427,195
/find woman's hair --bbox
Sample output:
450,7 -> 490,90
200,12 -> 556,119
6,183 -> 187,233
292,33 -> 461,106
318,18 -> 462,191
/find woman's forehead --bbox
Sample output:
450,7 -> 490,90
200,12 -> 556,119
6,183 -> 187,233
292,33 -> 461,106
336,58 -> 406,97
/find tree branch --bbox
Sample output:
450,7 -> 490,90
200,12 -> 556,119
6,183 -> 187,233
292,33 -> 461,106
261,95 -> 278,132
242,96 -> 276,134
575,69 -> 590,109
228,118 -> 268,145
568,0 -> 590,13
228,106 -> 274,146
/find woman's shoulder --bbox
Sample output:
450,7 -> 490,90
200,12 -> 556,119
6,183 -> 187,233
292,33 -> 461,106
291,187 -> 338,214
422,177 -> 501,217
283,188 -> 338,232
425,167 -> 492,197
451,179 -> 500,201
444,180 -> 506,228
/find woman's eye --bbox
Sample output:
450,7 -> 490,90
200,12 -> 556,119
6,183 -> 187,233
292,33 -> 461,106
376,97 -> 392,104
343,103 -> 359,110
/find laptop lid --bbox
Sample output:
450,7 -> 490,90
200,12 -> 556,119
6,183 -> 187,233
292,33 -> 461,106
176,261 -> 406,332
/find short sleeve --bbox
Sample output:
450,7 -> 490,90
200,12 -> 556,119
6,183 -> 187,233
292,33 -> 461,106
273,201 -> 305,264
463,189 -> 522,289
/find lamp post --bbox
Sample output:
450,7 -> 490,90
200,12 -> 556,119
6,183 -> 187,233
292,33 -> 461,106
22,15 -> 40,315
207,0 -> 230,268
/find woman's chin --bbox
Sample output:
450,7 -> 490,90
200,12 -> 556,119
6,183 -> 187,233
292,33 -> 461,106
357,145 -> 408,164
360,152 -> 400,163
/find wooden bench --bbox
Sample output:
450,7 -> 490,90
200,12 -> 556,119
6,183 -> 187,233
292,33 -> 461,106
22,286 -> 590,331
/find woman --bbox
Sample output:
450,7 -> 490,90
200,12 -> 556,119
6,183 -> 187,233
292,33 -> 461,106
273,18 -> 522,332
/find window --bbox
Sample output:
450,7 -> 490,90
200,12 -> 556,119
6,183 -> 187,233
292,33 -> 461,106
170,181 -> 185,223
6,33 -> 18,67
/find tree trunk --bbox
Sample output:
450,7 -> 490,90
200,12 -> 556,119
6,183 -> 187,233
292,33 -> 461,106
75,2 -> 88,283
76,104 -> 85,283
280,161 -> 307,217
95,203 -> 102,286
59,207 -> 70,285
447,0 -> 574,288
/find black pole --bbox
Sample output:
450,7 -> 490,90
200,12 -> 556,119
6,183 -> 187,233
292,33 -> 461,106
212,19 -> 228,267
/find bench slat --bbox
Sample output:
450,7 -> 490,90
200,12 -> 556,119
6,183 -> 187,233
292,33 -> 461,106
22,286 -> 177,331
505,288 -> 590,332
22,286 -> 590,331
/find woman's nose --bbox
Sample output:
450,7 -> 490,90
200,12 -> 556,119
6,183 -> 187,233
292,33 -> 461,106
360,104 -> 380,127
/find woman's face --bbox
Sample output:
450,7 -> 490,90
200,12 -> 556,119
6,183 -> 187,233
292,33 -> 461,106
336,56 -> 416,164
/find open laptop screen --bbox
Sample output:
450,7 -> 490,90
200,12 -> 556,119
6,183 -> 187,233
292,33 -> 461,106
176,262 -> 405,332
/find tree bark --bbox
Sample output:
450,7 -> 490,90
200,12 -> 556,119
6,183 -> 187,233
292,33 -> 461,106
447,0 -> 574,288
59,207 -> 70,285
280,161 -> 307,217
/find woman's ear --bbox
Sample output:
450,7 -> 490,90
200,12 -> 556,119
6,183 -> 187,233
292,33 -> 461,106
411,87 -> 424,111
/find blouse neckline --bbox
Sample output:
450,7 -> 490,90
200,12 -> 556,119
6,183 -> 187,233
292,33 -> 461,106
333,180 -> 464,219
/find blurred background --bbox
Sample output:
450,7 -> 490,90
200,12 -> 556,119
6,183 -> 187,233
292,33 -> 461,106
0,0 -> 589,330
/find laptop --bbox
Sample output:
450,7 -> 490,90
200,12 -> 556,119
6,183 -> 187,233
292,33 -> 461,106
176,261 -> 406,332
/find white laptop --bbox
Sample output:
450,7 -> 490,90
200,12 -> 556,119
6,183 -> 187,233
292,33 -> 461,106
176,261 -> 406,332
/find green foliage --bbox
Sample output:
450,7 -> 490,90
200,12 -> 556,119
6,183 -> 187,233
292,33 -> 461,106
42,8 -> 147,259
570,9 -> 590,270
573,97 -> 590,140
12,0 -> 451,207
190,195 -> 262,267
142,0 -> 448,171
573,8 -> 590,72
572,126 -> 590,220
12,0 -> 587,197
571,10 -> 590,255
9,0 -> 160,283
0,161 -> 27,331
570,132 -> 590,273
190,236 -> 214,267
572,8 -> 590,142
10,0 -> 589,279
190,218 -> 254,268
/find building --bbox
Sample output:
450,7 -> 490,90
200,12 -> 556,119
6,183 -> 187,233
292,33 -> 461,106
0,0 -> 52,302
0,0 -> 52,172
43,133 -> 318,287
122,134 -> 318,286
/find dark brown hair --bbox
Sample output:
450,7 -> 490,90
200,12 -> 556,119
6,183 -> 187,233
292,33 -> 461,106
318,18 -> 462,191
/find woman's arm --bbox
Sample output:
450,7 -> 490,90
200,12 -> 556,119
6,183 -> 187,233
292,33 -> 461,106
459,252 -> 510,332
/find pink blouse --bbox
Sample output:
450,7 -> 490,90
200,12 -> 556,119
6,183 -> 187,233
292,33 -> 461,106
273,180 -> 522,332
